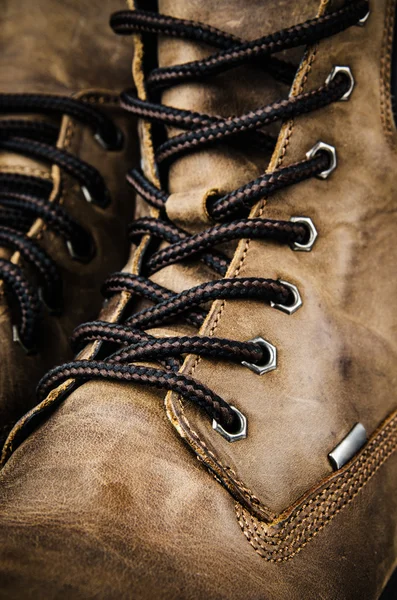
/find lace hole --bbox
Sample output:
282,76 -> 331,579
325,66 -> 355,101
66,233 -> 96,263
242,336 -> 277,375
12,325 -> 36,355
212,406 -> 247,443
38,288 -> 62,316
81,186 -> 111,209
306,141 -> 337,179
357,8 -> 370,26
94,127 -> 124,152
289,216 -> 318,252
270,280 -> 302,315
203,191 -> 222,221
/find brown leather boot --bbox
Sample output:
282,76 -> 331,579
0,1 -> 396,599
0,0 -> 138,435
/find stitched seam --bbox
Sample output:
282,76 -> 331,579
235,413 -> 397,561
6,111 -> 78,264
380,0 -> 396,139
0,166 -> 51,179
173,21 -> 322,512
29,112 -> 77,252
176,409 -> 266,508
79,93 -> 120,106
53,111 -> 76,220
238,439 -> 396,562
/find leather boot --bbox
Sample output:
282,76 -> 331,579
0,0 -> 139,436
0,1 -> 396,599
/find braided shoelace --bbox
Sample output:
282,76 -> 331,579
0,93 -> 123,351
37,1 -> 369,433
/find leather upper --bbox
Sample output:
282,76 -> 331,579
0,0 -> 139,432
164,0 -> 397,517
0,1 -> 395,599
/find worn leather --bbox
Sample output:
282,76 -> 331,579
0,0 -> 138,434
0,1 -> 396,599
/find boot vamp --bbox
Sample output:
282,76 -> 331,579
0,379 -> 394,600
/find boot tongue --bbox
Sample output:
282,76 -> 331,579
157,0 -> 322,194
149,0 -> 321,298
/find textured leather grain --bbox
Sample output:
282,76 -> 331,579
0,0 -> 138,433
0,1 -> 396,599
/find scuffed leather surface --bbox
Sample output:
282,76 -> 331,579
0,1 -> 395,599
2,0 -> 132,94
0,381 -> 395,599
0,0 -> 139,431
166,0 -> 397,516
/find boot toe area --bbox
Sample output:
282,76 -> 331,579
0,380 -> 395,600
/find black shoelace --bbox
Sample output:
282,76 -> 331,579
0,93 -> 123,352
37,1 -> 368,433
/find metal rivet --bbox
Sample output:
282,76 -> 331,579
212,406 -> 247,443
306,141 -> 337,179
328,423 -> 367,470
289,216 -> 318,252
242,336 -> 277,375
325,66 -> 355,101
270,280 -> 302,315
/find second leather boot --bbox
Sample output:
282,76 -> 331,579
0,0 -> 138,437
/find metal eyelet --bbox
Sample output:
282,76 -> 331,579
81,186 -> 94,203
306,141 -> 337,179
270,280 -> 302,315
242,337 -> 277,375
66,237 -> 95,263
357,9 -> 370,26
81,186 -> 110,209
12,325 -> 35,355
94,127 -> 124,152
212,406 -> 247,443
38,288 -> 61,316
325,66 -> 355,101
289,216 -> 318,252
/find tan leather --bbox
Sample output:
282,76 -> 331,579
0,1 -> 396,599
0,0 -> 138,433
